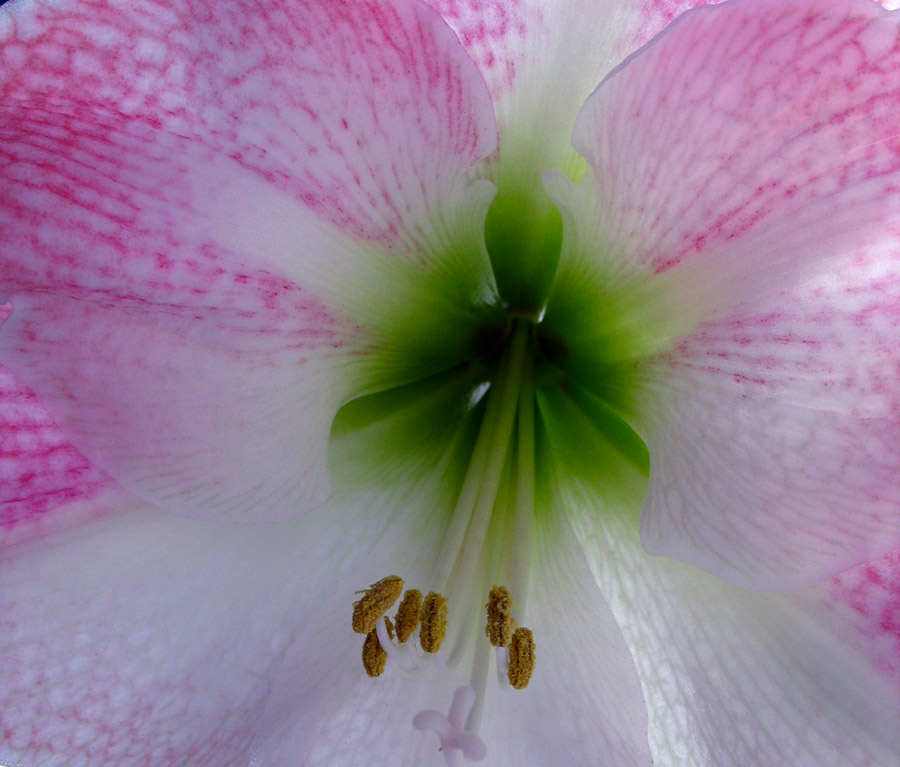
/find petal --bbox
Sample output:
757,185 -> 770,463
425,0 -> 727,182
635,252 -> 900,589
0,355 -> 116,547
0,0 -> 500,522
481,515 -> 653,767
557,0 -> 900,588
0,357 -> 489,766
0,494 -> 310,767
1,0 -> 498,249
570,507 -> 900,767
798,546 -> 900,692
571,0 -> 900,298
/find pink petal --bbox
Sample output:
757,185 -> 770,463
0,0 -> 498,522
425,0 -> 727,179
574,0 -> 900,291
0,356 -> 115,547
1,0 -> 497,246
0,362 -> 478,767
637,252 -> 900,589
566,0 -> 900,588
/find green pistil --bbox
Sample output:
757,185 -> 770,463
433,322 -> 531,603
484,188 -> 563,316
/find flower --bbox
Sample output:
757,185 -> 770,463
2,0 -> 900,764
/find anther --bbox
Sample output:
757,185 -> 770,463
352,575 -> 404,635
362,628 -> 387,677
485,585 -> 516,648
507,627 -> 535,690
419,591 -> 448,653
394,589 -> 422,643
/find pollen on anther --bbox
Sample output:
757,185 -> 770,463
419,591 -> 448,653
485,585 -> 516,647
507,627 -> 535,690
394,589 -> 422,643
352,575 -> 404,635
362,627 -> 387,677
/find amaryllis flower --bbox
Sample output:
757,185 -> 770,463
2,0 -> 900,764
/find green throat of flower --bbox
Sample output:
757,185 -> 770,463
337,183 -> 662,763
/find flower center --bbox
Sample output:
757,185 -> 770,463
336,182 -> 660,762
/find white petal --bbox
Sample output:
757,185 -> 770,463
570,504 -> 900,767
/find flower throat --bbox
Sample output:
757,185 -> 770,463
350,319 -> 541,764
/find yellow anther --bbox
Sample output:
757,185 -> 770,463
394,589 -> 422,644
352,575 -> 404,635
507,627 -> 535,690
362,627 -> 387,677
419,591 -> 448,653
485,585 -> 516,648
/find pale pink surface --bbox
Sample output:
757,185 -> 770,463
0,495 -> 327,766
568,0 -> 900,589
425,0 -> 723,100
0,0 -> 498,522
0,357 -> 114,546
801,546 -> 900,689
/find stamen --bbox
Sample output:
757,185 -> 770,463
352,575 -> 404,635
507,628 -> 535,690
394,588 -> 422,643
419,591 -> 448,653
484,585 -> 516,647
362,628 -> 387,677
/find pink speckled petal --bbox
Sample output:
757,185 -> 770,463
0,358 -> 116,547
573,0 -> 900,291
0,0 -> 497,247
425,0 -> 726,181
566,0 -> 900,588
799,547 -> 900,695
570,508 -> 900,767
0,0 -> 498,522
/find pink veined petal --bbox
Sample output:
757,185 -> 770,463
0,0 -> 498,522
0,356 -> 115,547
0,345 -> 485,767
565,0 -> 900,589
574,0 -> 900,295
424,0 -> 727,181
0,0 -> 497,248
